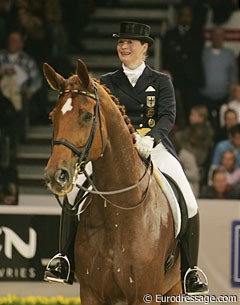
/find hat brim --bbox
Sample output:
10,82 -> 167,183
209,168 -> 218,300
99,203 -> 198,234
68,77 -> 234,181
113,33 -> 154,46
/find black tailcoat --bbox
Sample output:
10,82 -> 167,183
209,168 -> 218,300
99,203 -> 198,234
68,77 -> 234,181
100,65 -> 177,157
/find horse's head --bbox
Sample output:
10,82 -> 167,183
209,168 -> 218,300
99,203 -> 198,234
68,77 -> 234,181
44,59 -> 105,195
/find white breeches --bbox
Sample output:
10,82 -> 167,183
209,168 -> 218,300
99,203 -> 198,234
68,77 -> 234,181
151,142 -> 198,218
67,143 -> 198,218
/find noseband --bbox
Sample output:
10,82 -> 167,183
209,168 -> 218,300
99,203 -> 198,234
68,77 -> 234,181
53,84 -> 103,175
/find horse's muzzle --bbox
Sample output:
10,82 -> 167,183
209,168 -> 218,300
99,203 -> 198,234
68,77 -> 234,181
45,167 -> 73,195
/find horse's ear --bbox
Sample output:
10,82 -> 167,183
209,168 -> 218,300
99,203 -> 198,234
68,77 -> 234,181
43,63 -> 65,91
76,59 -> 91,89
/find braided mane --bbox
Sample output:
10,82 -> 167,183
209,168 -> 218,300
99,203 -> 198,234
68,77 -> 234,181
96,79 -> 136,144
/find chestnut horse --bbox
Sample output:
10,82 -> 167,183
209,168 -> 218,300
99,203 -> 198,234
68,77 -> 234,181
43,59 -> 181,305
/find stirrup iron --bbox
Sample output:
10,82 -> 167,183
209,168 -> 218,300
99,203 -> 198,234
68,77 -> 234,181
183,266 -> 209,296
44,253 -> 71,284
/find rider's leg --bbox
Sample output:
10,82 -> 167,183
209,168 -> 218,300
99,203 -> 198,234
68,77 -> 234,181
44,163 -> 92,284
44,199 -> 78,284
151,143 -> 208,295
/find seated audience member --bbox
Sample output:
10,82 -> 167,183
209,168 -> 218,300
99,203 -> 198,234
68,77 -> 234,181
219,150 -> 240,186
211,124 -> 240,168
172,136 -> 200,197
214,109 -> 238,144
200,168 -> 239,199
220,84 -> 240,127
0,30 -> 46,135
188,104 -> 210,125
173,105 -> 214,185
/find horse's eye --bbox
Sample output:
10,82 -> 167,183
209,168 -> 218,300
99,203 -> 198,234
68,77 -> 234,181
83,112 -> 93,123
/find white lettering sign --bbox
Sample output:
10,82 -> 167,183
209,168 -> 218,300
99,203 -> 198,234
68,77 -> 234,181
0,226 -> 37,259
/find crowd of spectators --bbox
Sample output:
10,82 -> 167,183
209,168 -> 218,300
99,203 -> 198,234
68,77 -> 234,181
0,0 -> 239,204
0,0 -> 99,205
165,2 -> 240,199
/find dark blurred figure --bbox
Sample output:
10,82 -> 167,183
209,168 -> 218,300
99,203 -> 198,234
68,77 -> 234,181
0,0 -> 13,49
209,0 -> 239,24
61,0 -> 96,53
200,28 -> 238,130
200,168 -> 239,199
0,89 -> 19,205
161,4 -> 205,127
43,0 -> 70,76
10,0 -> 46,64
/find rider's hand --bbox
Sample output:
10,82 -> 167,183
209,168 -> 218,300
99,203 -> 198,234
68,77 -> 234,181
134,133 -> 154,158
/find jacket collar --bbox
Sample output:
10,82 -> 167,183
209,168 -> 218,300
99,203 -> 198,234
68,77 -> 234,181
111,65 -> 157,101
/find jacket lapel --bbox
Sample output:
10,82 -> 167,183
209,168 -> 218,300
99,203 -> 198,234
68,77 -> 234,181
134,66 -> 157,94
111,68 -> 139,102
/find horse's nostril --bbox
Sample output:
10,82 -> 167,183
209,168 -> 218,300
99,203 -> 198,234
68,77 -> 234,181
54,169 -> 69,187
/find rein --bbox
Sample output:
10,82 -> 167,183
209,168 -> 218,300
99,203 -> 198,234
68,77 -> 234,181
78,161 -> 153,210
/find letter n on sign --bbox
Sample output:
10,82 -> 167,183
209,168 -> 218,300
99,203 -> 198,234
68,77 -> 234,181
231,221 -> 240,287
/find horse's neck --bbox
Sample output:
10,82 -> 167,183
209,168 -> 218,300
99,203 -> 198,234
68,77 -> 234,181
92,100 -> 145,192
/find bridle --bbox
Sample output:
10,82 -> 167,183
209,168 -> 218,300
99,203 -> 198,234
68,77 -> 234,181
53,84 -> 103,177
51,82 -> 153,214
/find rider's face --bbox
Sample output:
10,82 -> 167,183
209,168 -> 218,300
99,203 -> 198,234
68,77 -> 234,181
117,39 -> 148,69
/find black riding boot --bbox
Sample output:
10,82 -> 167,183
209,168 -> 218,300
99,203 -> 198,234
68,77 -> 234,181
181,212 -> 209,295
44,198 -> 78,284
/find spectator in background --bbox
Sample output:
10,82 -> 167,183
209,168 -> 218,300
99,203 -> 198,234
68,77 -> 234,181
161,4 -> 204,127
200,27 -> 238,129
172,133 -> 200,197
219,84 -> 240,127
188,104 -> 212,126
173,105 -> 214,186
214,108 -> 238,143
218,150 -> 240,186
208,0 -> 239,24
0,30 -> 46,137
200,168 -> 239,199
210,124 -> 240,171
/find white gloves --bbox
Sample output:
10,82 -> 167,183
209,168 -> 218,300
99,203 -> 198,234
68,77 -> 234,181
134,133 -> 154,158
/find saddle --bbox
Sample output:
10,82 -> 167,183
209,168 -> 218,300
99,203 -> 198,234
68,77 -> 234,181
152,163 -> 189,272
153,163 -> 188,238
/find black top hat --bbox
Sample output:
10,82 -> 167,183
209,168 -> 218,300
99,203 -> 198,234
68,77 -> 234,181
113,21 -> 154,46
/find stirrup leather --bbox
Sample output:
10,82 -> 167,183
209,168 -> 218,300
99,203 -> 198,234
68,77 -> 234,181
183,266 -> 209,296
44,253 -> 71,284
